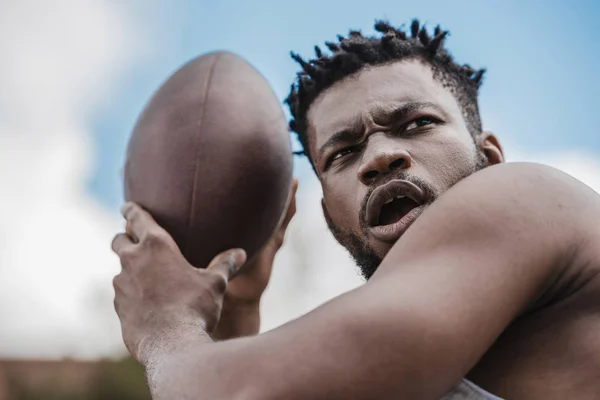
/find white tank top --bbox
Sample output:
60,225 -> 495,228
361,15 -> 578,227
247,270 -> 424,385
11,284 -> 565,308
441,379 -> 504,400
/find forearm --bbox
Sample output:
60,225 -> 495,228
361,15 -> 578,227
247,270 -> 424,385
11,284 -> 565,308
142,322 -> 240,400
143,302 -> 350,400
140,283 -> 466,400
142,248 -> 558,400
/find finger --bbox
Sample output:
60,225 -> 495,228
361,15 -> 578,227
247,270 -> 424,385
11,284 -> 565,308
281,178 -> 299,229
113,275 -> 124,316
290,177 -> 299,194
124,222 -> 140,244
112,271 -> 132,294
111,233 -> 134,255
121,202 -> 165,242
271,179 -> 299,246
125,221 -> 133,238
207,248 -> 247,281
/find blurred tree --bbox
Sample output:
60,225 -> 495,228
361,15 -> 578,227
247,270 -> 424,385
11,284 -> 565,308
2,357 -> 150,400
89,357 -> 150,400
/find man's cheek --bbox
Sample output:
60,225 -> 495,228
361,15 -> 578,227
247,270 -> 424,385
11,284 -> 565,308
429,147 -> 475,186
324,189 -> 353,221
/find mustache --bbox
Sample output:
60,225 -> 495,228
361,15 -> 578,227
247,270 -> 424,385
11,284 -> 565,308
358,173 -> 438,230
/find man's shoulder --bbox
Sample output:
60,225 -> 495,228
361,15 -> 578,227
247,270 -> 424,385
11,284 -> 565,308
429,161 -> 600,284
398,161 -> 599,274
445,161 -> 600,226
383,161 -> 600,319
470,161 -> 590,188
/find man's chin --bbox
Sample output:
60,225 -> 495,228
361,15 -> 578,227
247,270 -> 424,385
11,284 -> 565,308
356,238 -> 399,279
323,221 -> 380,280
331,229 -> 382,280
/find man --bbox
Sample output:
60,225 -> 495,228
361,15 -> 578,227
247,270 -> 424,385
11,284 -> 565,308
111,20 -> 600,399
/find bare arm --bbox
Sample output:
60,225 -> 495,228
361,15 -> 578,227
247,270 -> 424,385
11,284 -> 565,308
115,163 -> 598,400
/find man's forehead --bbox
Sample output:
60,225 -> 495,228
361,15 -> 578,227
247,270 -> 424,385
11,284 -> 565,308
307,60 -> 451,150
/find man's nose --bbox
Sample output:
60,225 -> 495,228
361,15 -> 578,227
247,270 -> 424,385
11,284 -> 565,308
357,134 -> 412,184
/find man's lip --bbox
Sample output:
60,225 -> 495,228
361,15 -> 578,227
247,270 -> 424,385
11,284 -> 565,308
365,179 -> 426,227
369,205 -> 424,242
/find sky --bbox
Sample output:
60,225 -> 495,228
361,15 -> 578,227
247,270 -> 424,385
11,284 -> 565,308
0,0 -> 599,359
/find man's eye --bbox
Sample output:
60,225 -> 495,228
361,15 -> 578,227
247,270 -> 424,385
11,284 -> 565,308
405,117 -> 436,131
330,147 -> 356,164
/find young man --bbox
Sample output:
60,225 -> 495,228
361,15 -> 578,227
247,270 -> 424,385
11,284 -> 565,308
111,20 -> 600,399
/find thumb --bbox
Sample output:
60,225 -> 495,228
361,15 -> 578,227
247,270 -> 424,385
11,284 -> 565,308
207,248 -> 247,281
281,178 -> 299,230
271,178 -> 299,248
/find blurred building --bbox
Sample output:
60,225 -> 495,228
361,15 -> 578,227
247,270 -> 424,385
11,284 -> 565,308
0,358 -> 149,400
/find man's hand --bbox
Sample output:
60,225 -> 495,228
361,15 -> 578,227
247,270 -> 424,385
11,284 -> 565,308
212,178 -> 298,340
225,178 -> 298,302
111,203 -> 246,362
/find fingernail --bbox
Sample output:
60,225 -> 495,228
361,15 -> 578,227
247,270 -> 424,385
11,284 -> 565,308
228,249 -> 247,271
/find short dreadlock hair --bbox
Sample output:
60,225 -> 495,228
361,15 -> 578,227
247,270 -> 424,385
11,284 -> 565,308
286,19 -> 486,165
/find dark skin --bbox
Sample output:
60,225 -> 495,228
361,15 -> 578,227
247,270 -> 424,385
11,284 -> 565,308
312,61 -> 493,278
112,60 -> 600,399
211,178 -> 297,340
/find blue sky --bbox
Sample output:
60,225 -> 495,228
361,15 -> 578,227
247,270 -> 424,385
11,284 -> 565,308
88,0 -> 600,211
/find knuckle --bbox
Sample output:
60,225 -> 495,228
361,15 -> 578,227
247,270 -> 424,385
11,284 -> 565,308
110,234 -> 120,252
209,272 -> 228,294
113,296 -> 120,315
118,247 -> 138,265
144,229 -> 169,247
128,207 -> 141,222
111,233 -> 128,253
112,274 -> 123,291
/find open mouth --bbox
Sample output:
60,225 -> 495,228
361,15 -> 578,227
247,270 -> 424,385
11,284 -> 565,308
365,179 -> 427,242
377,196 -> 420,226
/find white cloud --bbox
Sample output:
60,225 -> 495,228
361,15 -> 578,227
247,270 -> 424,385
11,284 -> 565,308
0,0 -> 142,358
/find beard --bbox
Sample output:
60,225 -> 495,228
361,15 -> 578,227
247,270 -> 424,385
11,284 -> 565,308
323,206 -> 382,280
323,151 -> 489,281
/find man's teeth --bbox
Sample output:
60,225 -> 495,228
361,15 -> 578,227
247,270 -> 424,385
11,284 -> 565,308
383,195 -> 405,205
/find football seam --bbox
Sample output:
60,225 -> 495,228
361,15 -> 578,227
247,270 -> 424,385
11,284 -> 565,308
184,53 -> 223,261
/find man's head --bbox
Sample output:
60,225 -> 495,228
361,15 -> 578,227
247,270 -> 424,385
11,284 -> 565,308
286,20 -> 504,279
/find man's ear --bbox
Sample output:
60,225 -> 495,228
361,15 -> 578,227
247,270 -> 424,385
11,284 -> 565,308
478,132 -> 504,165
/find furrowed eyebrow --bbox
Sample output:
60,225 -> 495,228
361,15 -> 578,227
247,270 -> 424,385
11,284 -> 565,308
373,101 -> 441,125
317,101 -> 441,160
318,129 -> 363,160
